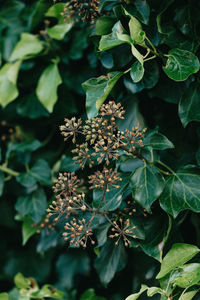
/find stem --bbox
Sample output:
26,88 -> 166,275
0,165 -> 19,177
157,160 -> 175,175
144,55 -> 156,62
145,36 -> 157,54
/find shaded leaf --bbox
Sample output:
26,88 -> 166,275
22,218 -> 37,245
163,48 -> 199,81
36,63 -> 62,113
143,130 -> 174,150
16,173 -> 38,193
30,159 -> 52,186
94,240 -> 127,285
179,82 -> 200,127
130,61 -> 144,83
96,16 -> 116,35
0,171 -> 4,197
82,71 -> 123,119
159,166 -> 200,217
156,243 -> 200,279
125,285 -> 148,300
80,289 -> 106,300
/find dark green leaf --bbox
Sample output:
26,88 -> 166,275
94,240 -> 127,285
131,164 -> 164,211
96,16 -> 116,35
125,285 -> 148,300
156,243 -> 200,279
6,140 -> 42,159
9,33 -> 43,61
15,188 -> 47,223
95,222 -> 111,247
143,130 -> 174,150
179,82 -> 200,127
0,171 -> 4,197
163,48 -> 199,81
16,173 -> 38,193
30,159 -> 52,186
130,61 -> 144,83
37,230 -> 58,253
125,0 -> 150,25
36,63 -> 62,113
82,71 -> 123,119
159,166 -> 200,217
120,157 -> 144,173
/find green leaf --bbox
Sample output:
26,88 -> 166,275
93,174 -> 129,211
125,0 -> 150,25
179,82 -> 200,127
143,130 -> 174,150
130,61 -> 144,83
147,287 -> 163,296
156,243 -> 200,279
94,240 -> 127,285
119,157 -> 144,173
163,48 -> 199,81
80,289 -> 106,300
0,60 -> 21,107
36,63 -> 62,113
6,140 -> 42,159
95,222 -> 111,247
15,188 -> 47,223
47,23 -> 72,40
125,285 -> 148,300
159,166 -> 200,217
128,17 -> 145,44
131,164 -> 164,211
30,159 -> 52,186
32,285 -> 64,299
0,171 -> 4,197
82,71 -> 123,119
0,293 -> 9,300
173,263 -> 200,288
22,218 -> 37,245
96,16 -> 116,35
179,289 -> 199,300
99,21 -> 127,51
9,33 -> 43,61
14,273 -> 30,289
16,173 -> 38,193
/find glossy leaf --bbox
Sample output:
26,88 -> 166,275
36,63 -> 62,113
156,243 -> 200,279
143,130 -> 174,150
130,61 -> 144,83
131,164 -> 164,211
80,289 -> 106,300
179,82 -> 200,127
82,71 -> 123,119
96,16 -> 116,35
125,285 -> 148,300
15,188 -> 47,223
22,218 -> 37,245
94,240 -> 127,285
159,166 -> 200,217
174,263 -> 200,288
9,33 -> 43,61
163,48 -> 199,81
30,159 -> 52,186
179,289 -> 199,300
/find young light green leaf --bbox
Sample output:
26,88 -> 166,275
0,293 -> 9,300
173,263 -> 200,288
156,243 -> 200,279
9,33 -> 43,61
14,273 -> 31,289
179,82 -> 200,127
94,240 -> 127,285
179,289 -> 199,300
47,23 -> 72,40
22,218 -> 37,245
163,48 -> 199,81
129,17 -> 145,44
0,60 -> 21,107
99,21 -> 127,51
82,71 -> 123,119
130,61 -> 144,83
147,287 -> 163,296
159,166 -> 200,217
125,285 -> 148,300
80,289 -> 106,300
36,63 -> 62,113
32,285 -> 64,299
131,164 -> 164,211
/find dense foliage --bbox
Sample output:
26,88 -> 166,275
1,0 -> 200,299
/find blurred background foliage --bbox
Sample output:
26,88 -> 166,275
0,0 -> 200,299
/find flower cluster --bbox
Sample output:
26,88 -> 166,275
40,101 -> 147,248
62,0 -> 100,24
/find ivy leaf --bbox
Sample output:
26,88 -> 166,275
32,285 -> 64,299
22,218 -> 37,245
0,60 -> 21,107
16,173 -> 38,193
15,188 -> 47,223
82,71 -> 123,119
94,240 -> 127,285
95,222 -> 111,247
0,293 -> 9,300
0,171 -> 4,197
179,82 -> 200,127
131,164 -> 164,211
156,243 -> 200,279
99,21 -> 127,51
125,0 -> 150,25
93,174 -> 129,211
96,16 -> 116,35
14,273 -> 31,289
173,263 -> 200,288
80,289 -> 106,300
125,285 -> 148,300
45,3 -> 73,40
130,61 -> 144,83
159,166 -> 200,217
143,130 -> 174,150
163,48 -> 199,81
9,33 -> 43,61
30,159 -> 52,186
179,289 -> 199,300
36,62 -> 62,113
